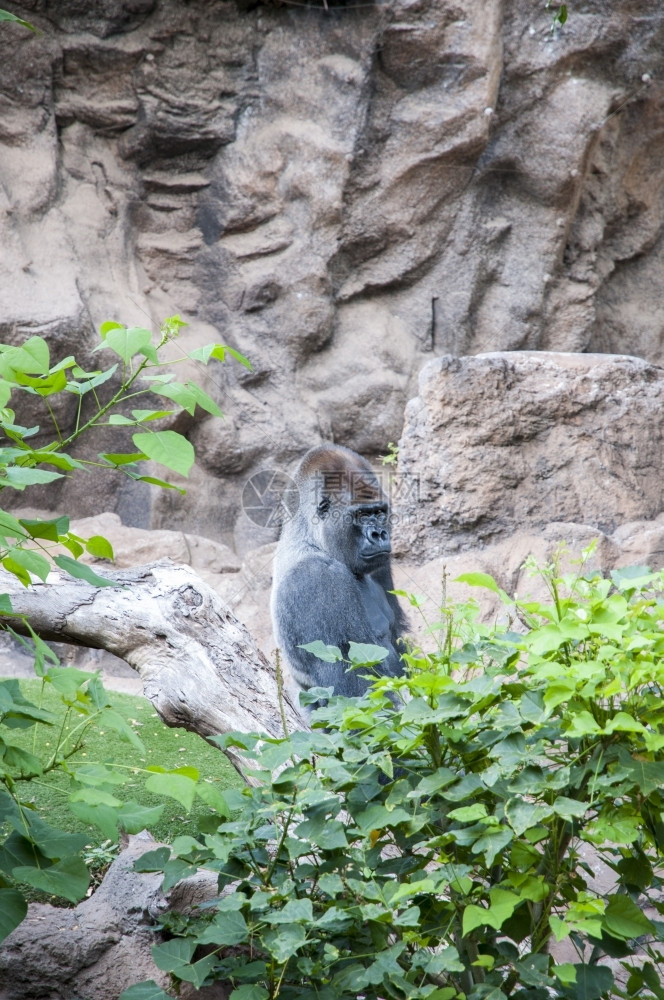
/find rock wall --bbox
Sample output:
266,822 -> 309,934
1,0 -> 663,554
395,351 -> 664,559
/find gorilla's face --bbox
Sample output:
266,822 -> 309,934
319,501 -> 391,576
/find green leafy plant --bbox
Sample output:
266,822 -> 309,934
126,551 -> 664,999
0,8 -> 35,31
0,317 -> 249,940
381,442 -> 399,467
546,1 -> 568,29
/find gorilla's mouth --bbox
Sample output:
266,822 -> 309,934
361,547 -> 391,563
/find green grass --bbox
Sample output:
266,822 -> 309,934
6,677 -> 242,847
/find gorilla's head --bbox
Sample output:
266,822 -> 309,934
295,444 -> 391,576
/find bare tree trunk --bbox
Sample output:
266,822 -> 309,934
2,560 -> 307,776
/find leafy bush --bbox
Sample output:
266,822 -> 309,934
0,317 -> 248,939
127,553 -> 664,999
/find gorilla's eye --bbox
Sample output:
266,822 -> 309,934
317,495 -> 331,516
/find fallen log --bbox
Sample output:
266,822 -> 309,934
1,559 -> 307,776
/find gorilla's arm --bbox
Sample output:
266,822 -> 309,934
371,562 -> 409,649
274,556 -> 402,697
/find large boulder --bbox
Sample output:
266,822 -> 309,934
395,351 -> 664,559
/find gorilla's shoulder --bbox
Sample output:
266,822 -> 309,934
282,553 -> 357,588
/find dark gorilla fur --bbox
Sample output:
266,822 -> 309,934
271,444 -> 407,697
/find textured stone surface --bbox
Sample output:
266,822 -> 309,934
0,833 -> 170,1000
0,832 -> 231,1000
394,351 -> 664,559
1,0 -> 663,551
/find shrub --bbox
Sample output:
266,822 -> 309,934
0,317 -> 248,938
129,552 -> 664,999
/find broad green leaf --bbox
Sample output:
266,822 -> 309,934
100,452 -> 147,466
229,988 -> 269,1000
53,555 -> 117,588
195,781 -> 230,816
60,535 -> 84,558
224,346 -> 252,369
187,344 -> 221,364
19,516 -> 69,541
197,909 -> 249,946
100,708 -> 145,751
5,547 -> 50,582
0,790 -> 23,829
353,803 -> 410,833
132,430 -> 194,478
455,573 -> 511,605
14,369 -> 67,396
44,664 -> 96,698
0,889 -> 27,942
130,410 -> 173,423
0,594 -> 12,613
347,642 -> 389,666
472,826 -> 513,867
175,953 -> 217,988
263,923 -> 307,962
0,678 -> 56,725
117,801 -> 165,834
454,571 -> 504,596
68,801 -> 119,841
133,847 -> 171,872
99,320 -> 125,336
603,893 -> 656,940
125,473 -> 186,494
148,381 -> 197,413
85,535 -> 114,560
13,855 -> 90,902
49,355 -> 76,374
565,710 -> 602,738
107,414 -> 136,426
145,769 -> 197,811
69,787 -> 122,808
463,903 -> 501,934
551,796 -> 587,820
0,511 -> 28,539
2,467 -> 63,488
119,982 -> 171,1000
151,938 -> 196,974
188,344 -> 252,369
448,803 -> 488,823
299,641 -> 343,662
504,798 -> 552,836
25,813 -> 88,859
1,557 -> 30,586
603,711 -> 645,734
408,768 -> 456,798
3,744 -> 42,775
0,337 -> 49,375
572,965 -> 614,1000
555,963 -> 577,986
66,365 -> 118,395
185,380 -> 222,416
265,899 -> 313,924
95,326 -> 153,364
616,750 -> 664,795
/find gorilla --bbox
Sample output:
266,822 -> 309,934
271,444 -> 407,698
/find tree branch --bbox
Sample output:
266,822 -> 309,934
1,560 -> 308,776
